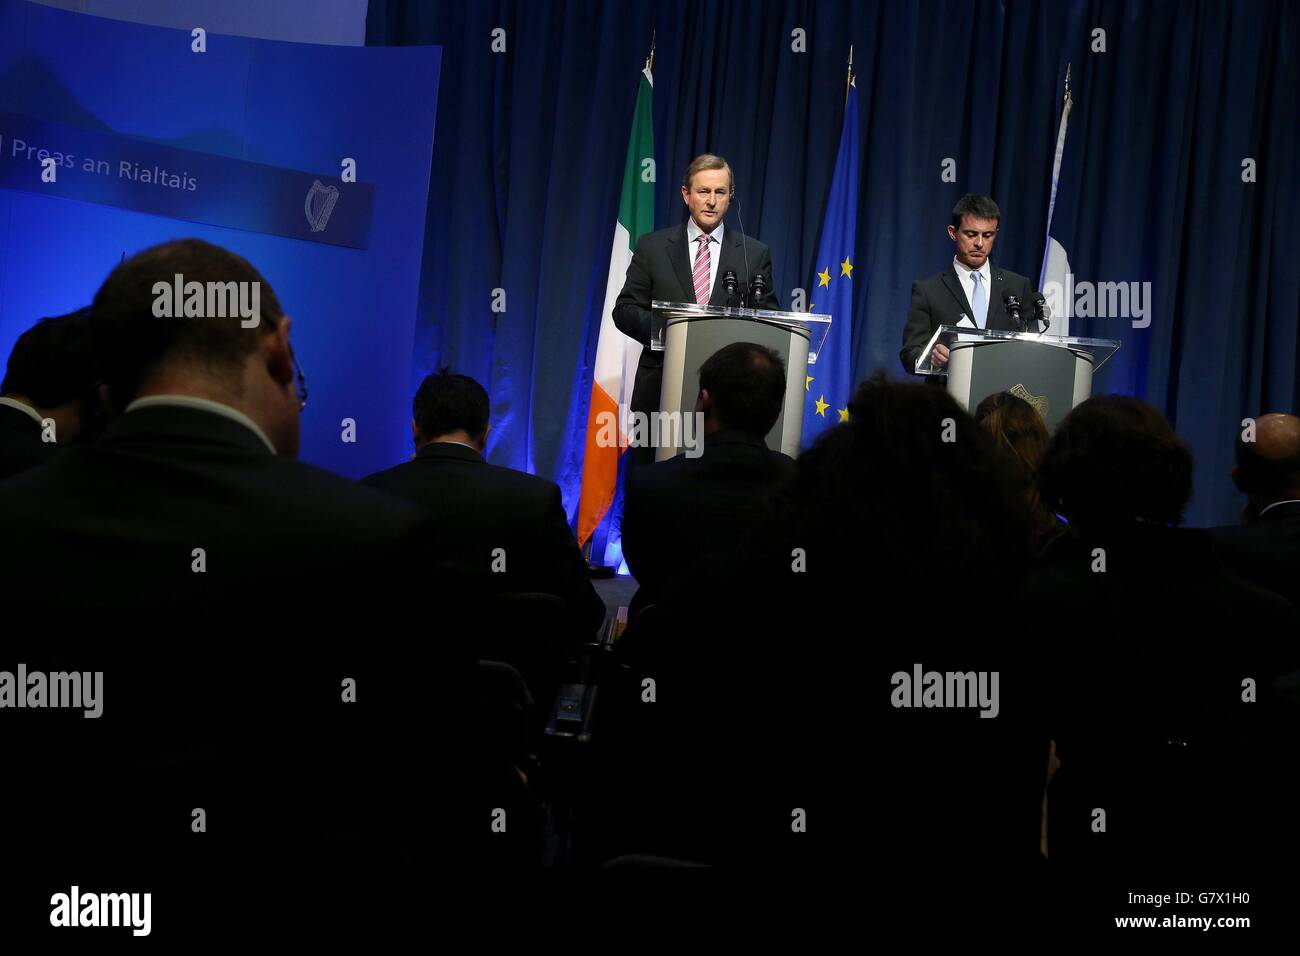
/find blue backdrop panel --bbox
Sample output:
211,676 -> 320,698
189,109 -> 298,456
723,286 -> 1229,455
0,0 -> 441,478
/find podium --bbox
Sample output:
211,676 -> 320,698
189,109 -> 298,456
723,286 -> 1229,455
915,326 -> 1121,430
650,301 -> 831,461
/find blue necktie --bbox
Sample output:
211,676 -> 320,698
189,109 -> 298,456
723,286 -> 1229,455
971,270 -> 987,329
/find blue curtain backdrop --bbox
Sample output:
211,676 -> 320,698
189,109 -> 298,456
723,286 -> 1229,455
366,0 -> 1300,529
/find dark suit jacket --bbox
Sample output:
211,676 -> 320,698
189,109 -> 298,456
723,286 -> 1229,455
0,404 -> 459,901
0,404 -> 437,613
621,429 -> 795,617
363,441 -> 606,639
899,263 -> 1037,373
1209,501 -> 1300,610
1020,524 -> 1300,883
0,401 -> 57,481
614,221 -> 780,414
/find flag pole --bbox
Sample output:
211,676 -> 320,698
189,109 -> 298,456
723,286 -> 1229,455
647,31 -> 655,73
1038,63 -> 1075,292
845,45 -> 854,107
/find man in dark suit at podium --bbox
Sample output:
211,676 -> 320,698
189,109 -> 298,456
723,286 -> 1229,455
614,154 -> 780,421
900,194 -> 1038,374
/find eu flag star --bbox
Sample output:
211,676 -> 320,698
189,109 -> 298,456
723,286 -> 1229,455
818,267 -> 831,288
840,256 -> 853,279
814,395 -> 829,417
838,407 -> 849,423
805,375 -> 814,391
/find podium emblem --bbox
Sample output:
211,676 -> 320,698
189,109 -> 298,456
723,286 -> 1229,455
304,180 -> 340,233
1008,383 -> 1049,420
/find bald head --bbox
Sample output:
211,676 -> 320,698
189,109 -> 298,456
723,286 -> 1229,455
1234,413 -> 1300,507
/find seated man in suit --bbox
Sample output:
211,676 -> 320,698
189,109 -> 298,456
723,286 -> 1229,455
621,341 -> 795,618
900,193 -> 1038,374
0,239 -> 468,912
363,369 -> 606,641
614,153 -> 780,429
1209,412 -> 1300,609
0,307 -> 97,479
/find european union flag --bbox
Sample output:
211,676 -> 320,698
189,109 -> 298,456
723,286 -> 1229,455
803,78 -> 859,443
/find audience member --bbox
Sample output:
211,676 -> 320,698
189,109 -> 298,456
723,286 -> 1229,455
0,239 -> 469,906
1024,396 -> 1299,901
1209,412 -> 1300,609
363,368 -> 606,640
596,375 -> 1049,890
621,341 -> 795,618
975,390 -> 1065,554
0,307 -> 98,479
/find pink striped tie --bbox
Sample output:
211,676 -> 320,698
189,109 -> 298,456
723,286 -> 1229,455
692,235 -> 713,305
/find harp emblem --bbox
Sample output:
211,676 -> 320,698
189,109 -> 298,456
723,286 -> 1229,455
305,180 -> 340,233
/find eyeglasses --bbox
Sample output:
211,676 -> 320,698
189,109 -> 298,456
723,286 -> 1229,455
289,344 -> 308,411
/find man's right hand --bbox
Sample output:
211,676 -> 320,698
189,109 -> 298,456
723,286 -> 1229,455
930,343 -> 950,368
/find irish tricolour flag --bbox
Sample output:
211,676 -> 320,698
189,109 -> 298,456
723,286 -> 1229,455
577,63 -> 654,551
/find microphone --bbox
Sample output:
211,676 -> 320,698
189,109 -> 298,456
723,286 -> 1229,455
749,271 -> 768,306
722,270 -> 739,306
1003,292 -> 1024,332
1030,291 -> 1051,333
732,187 -> 753,307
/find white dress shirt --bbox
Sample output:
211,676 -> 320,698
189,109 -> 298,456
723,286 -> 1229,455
125,395 -> 277,453
0,396 -> 44,425
686,217 -> 725,303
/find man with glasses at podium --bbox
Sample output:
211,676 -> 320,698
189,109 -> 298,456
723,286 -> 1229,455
900,194 -> 1038,375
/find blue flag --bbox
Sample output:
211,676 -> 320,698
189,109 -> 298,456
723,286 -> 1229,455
802,81 -> 859,443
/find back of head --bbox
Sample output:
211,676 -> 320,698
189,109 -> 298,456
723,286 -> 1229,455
773,373 -> 1032,586
697,342 -> 785,439
1040,395 -> 1192,530
412,368 -> 489,445
91,239 -> 284,410
975,392 -> 1048,477
1234,412 -> 1300,504
2,307 -> 96,408
975,392 -> 1054,537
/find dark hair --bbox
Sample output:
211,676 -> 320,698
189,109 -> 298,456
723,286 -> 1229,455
1235,418 -> 1300,497
951,194 -> 1001,230
413,368 -> 489,441
975,391 -> 1058,549
698,342 -> 786,438
769,373 -> 1033,584
1039,395 -> 1193,528
2,308 -> 97,408
91,239 -> 284,408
